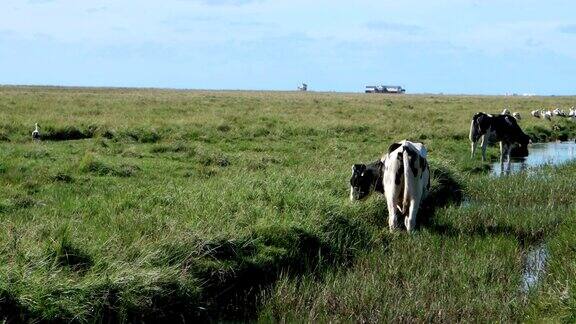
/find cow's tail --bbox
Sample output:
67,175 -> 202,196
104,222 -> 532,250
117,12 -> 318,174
469,117 -> 478,143
402,146 -> 414,215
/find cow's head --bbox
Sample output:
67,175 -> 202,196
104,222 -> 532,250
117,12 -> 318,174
511,134 -> 532,157
519,134 -> 531,148
350,164 -> 376,201
475,112 -> 492,134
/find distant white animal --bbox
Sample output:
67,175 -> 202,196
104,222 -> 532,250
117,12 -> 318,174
32,123 -> 40,141
513,112 -> 521,120
568,107 -> 576,120
531,110 -> 541,118
552,108 -> 566,117
544,111 -> 552,121
502,108 -> 511,115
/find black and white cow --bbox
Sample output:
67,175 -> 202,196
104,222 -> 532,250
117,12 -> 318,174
349,160 -> 384,201
383,140 -> 430,232
469,112 -> 531,163
350,140 -> 430,232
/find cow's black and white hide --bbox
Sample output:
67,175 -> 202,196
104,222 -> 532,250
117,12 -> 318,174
469,112 -> 531,163
383,140 -> 430,232
349,160 -> 384,201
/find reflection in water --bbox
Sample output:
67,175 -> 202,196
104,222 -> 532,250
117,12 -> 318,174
460,196 -> 472,208
521,244 -> 548,293
492,142 -> 576,176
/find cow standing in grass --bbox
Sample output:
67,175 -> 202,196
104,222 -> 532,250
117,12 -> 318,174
350,140 -> 430,233
469,112 -> 531,163
383,141 -> 430,232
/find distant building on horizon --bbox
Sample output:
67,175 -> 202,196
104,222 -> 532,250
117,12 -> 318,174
365,85 -> 405,94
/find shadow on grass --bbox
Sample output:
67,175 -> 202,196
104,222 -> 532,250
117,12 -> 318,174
427,223 -> 546,247
418,166 -> 464,230
50,237 -> 94,273
0,291 -> 33,324
41,125 -> 95,141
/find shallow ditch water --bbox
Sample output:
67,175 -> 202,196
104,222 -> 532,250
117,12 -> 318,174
521,243 -> 549,293
492,141 -> 576,176
460,197 -> 550,294
484,142 -> 575,293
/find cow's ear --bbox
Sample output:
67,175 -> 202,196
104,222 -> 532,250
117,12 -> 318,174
504,116 -> 515,126
387,142 -> 402,154
476,114 -> 486,125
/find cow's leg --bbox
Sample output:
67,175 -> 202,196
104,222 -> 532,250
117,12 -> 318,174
499,141 -> 505,165
405,197 -> 419,233
387,200 -> 399,232
480,135 -> 489,162
470,139 -> 477,158
386,177 -> 403,232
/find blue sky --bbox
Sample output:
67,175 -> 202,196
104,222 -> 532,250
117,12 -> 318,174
1,0 -> 576,94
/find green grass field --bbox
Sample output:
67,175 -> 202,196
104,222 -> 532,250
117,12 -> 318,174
1,86 -> 576,322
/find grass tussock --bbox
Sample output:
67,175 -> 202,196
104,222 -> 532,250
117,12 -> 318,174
79,153 -> 139,177
51,172 -> 74,183
49,233 -> 93,272
42,125 -> 96,141
121,128 -> 161,143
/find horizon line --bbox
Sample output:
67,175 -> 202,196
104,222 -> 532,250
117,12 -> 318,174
0,83 -> 573,97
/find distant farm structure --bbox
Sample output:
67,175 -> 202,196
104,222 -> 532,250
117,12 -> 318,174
365,85 -> 406,94
297,83 -> 308,91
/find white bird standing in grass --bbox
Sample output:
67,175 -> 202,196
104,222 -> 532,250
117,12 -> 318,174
552,108 -> 565,116
512,112 -> 521,120
569,107 -> 576,121
32,123 -> 40,141
502,108 -> 511,115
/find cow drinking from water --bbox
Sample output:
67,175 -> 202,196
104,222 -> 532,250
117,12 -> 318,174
469,112 -> 531,163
